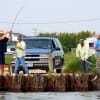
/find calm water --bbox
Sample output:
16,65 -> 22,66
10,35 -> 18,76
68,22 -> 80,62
0,91 -> 100,100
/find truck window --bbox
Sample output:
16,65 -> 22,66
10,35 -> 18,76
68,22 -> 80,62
89,43 -> 94,47
24,39 -> 54,49
7,41 -> 16,47
52,40 -> 56,48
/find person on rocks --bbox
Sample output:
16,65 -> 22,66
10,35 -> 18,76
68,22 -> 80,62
92,34 -> 100,81
76,39 -> 91,73
0,29 -> 12,75
13,35 -> 29,76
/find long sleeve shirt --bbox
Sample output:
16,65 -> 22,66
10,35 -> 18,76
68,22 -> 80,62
76,43 -> 89,60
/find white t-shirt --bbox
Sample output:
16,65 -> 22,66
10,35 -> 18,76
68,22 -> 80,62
16,41 -> 26,58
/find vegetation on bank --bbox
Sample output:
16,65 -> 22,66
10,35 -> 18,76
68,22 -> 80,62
5,55 -> 12,64
62,52 -> 96,73
38,31 -> 95,53
5,52 -> 96,74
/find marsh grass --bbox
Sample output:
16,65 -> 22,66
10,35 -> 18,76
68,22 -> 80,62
62,52 -> 96,73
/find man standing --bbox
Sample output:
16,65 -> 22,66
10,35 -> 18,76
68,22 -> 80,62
0,29 -> 12,75
13,35 -> 29,75
76,39 -> 90,73
92,34 -> 100,81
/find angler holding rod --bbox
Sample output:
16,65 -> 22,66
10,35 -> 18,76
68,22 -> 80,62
0,29 -> 12,75
0,6 -> 22,76
0,5 -> 24,76
76,39 -> 91,73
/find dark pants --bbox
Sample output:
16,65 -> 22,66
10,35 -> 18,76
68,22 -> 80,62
0,53 -> 5,64
81,57 -> 91,73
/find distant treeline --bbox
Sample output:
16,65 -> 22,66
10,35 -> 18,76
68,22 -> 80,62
38,31 -> 94,53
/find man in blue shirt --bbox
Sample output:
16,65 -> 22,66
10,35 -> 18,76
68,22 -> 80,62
92,34 -> 100,81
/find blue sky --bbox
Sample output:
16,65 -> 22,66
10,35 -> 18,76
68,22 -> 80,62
0,0 -> 100,35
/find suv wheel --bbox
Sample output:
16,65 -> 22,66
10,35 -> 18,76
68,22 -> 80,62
56,68 -> 62,73
53,58 -> 62,73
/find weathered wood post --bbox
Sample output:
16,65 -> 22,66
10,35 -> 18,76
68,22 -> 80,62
78,74 -> 88,91
54,74 -> 66,92
0,75 -> 5,91
46,75 -> 55,91
74,74 -> 81,91
88,75 -> 97,91
47,74 -> 66,92
9,75 -> 22,92
30,74 -> 45,91
96,76 -> 100,90
4,75 -> 12,91
21,76 -> 32,91
65,74 -> 75,91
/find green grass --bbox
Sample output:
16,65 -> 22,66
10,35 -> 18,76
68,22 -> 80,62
5,54 -> 12,64
62,52 -> 82,73
5,52 -> 96,73
62,52 -> 96,73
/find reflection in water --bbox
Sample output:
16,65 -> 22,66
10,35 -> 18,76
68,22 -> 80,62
0,91 -> 100,100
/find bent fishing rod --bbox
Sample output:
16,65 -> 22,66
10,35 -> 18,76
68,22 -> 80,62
10,1 -> 32,33
10,6 -> 25,32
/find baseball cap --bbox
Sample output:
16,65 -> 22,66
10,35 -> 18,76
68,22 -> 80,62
80,39 -> 84,43
0,29 -> 4,34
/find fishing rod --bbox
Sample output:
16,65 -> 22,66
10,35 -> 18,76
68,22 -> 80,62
79,58 -> 96,65
78,58 -> 98,81
10,6 -> 25,32
78,58 -> 96,73
10,0 -> 32,32
5,6 -> 25,39
85,60 -> 96,66
85,60 -> 97,72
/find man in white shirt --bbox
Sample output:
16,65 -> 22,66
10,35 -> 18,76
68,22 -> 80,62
13,35 -> 29,75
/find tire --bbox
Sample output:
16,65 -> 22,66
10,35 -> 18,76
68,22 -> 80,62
56,68 -> 62,73
46,69 -> 49,73
53,58 -> 62,73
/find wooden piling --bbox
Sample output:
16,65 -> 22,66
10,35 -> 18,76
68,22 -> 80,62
30,74 -> 46,92
94,75 -> 100,90
0,74 -> 99,92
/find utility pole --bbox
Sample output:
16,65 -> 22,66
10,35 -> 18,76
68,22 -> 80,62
32,28 -> 37,36
34,28 -> 37,36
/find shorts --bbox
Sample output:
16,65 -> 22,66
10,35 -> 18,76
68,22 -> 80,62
0,53 -> 5,64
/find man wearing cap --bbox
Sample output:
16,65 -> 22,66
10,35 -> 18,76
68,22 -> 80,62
76,39 -> 90,73
0,30 -> 12,75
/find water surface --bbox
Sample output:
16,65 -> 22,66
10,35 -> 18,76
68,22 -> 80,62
0,91 -> 100,100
